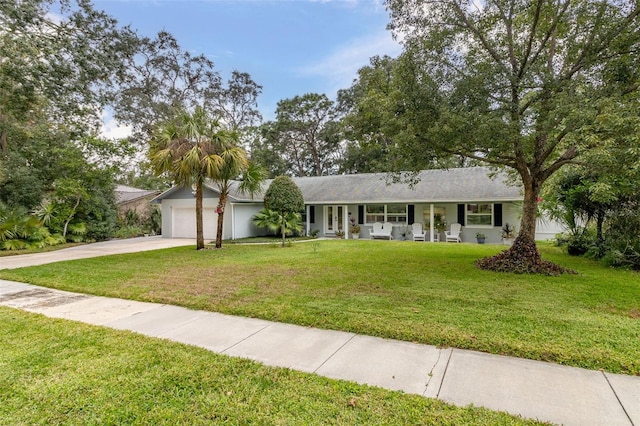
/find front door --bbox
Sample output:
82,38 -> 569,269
326,205 -> 344,234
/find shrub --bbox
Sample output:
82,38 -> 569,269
566,231 -> 597,256
114,226 -> 144,239
601,199 -> 640,270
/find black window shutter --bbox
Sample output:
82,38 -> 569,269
358,205 -> 364,225
457,204 -> 466,226
408,205 -> 415,224
309,206 -> 315,224
494,203 -> 502,227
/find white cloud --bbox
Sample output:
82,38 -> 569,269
298,29 -> 402,95
100,111 -> 132,140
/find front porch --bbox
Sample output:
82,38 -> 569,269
304,203 -> 470,242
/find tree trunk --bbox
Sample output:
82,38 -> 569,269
476,174 -> 574,275
195,182 -> 205,250
281,222 -> 286,247
62,196 -> 81,239
214,192 -> 227,249
518,179 -> 541,242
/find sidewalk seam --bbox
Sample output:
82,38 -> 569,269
422,348 -> 443,398
435,348 -> 454,399
312,333 -> 357,374
602,371 -> 635,426
219,323 -> 273,354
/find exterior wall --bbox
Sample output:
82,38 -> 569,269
231,204 -> 264,239
160,194 -> 563,242
535,217 -> 565,241
308,206 -> 325,236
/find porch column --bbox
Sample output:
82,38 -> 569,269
429,204 -> 435,242
305,205 -> 310,237
343,204 -> 349,239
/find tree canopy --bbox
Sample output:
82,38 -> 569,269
252,94 -> 342,177
262,176 -> 304,246
383,0 -> 640,273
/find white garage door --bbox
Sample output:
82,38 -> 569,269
172,208 -> 217,239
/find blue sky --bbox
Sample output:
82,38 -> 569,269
95,0 -> 402,135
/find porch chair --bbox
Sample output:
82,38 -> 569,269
370,222 -> 393,240
412,223 -> 426,241
445,223 -> 462,243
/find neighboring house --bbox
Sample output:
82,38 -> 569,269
151,167 -> 564,243
115,185 -> 161,221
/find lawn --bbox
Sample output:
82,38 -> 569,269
1,240 -> 638,375
0,307 -> 542,425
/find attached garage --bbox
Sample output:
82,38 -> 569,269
172,207 -> 217,239
154,183 -> 251,240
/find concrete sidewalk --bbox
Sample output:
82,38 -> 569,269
0,236 -> 195,270
1,280 -> 638,426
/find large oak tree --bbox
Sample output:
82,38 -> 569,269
385,0 -> 640,273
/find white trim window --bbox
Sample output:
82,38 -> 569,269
365,204 -> 407,224
386,204 -> 407,223
365,204 -> 385,223
466,203 -> 493,226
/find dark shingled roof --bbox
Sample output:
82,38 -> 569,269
225,167 -> 522,204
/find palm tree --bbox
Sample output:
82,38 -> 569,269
212,160 -> 265,248
150,107 -> 263,250
150,107 -> 228,250
253,208 -> 303,246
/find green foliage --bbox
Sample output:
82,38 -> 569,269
262,176 -> 304,246
123,209 -> 141,227
339,55 -> 457,173
0,0 -> 138,138
115,32 -> 261,146
566,230 -> 598,257
114,225 -> 144,239
66,222 -> 88,243
253,93 -> 341,177
253,208 -> 303,247
0,202 -> 65,251
544,165 -> 640,269
150,107 -> 261,249
602,197 -> 640,270
264,176 -> 304,214
380,0 -> 640,259
145,207 -> 162,235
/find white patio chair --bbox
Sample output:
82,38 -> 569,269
370,222 -> 393,239
412,223 -> 426,241
445,223 -> 462,242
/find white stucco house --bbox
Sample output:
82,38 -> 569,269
151,167 -> 564,244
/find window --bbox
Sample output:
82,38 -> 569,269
386,204 -> 407,223
366,204 -> 407,224
366,204 -> 385,223
466,203 -> 493,226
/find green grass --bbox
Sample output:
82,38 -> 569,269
222,235 -> 316,244
2,240 -> 639,375
0,307 -> 542,425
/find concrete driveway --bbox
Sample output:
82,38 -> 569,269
0,236 -> 195,270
